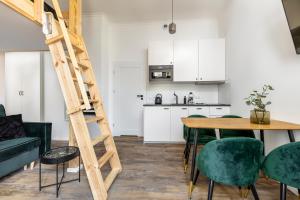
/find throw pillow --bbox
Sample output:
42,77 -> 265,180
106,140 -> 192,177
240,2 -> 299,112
0,114 -> 26,141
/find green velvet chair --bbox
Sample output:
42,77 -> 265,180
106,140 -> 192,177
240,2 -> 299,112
0,104 -> 5,117
192,138 -> 263,200
183,115 -> 216,172
262,142 -> 300,200
220,115 -> 256,139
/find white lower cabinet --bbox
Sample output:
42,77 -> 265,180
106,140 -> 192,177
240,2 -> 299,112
144,106 -> 171,142
144,106 -> 230,143
188,107 -> 210,117
170,107 -> 189,142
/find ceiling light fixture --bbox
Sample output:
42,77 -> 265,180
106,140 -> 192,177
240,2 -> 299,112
169,0 -> 176,34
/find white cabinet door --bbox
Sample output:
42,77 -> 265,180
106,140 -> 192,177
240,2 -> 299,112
209,106 -> 230,118
144,107 -> 171,142
188,107 -> 210,117
148,41 -> 173,66
198,39 -> 226,82
170,107 -> 188,142
173,40 -> 199,82
5,52 -> 41,121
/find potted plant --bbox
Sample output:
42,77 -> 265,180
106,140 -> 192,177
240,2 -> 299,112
245,85 -> 274,124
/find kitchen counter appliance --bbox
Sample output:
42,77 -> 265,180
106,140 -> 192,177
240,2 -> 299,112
155,94 -> 163,105
149,66 -> 173,82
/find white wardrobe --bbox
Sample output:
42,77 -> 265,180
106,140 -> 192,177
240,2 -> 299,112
5,52 -> 43,122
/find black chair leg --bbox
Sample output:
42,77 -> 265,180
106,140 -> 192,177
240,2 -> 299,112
280,183 -> 287,200
208,180 -> 214,200
193,169 -> 200,185
184,143 -> 191,172
250,185 -> 259,200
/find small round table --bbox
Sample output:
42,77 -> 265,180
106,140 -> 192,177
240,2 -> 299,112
39,146 -> 80,198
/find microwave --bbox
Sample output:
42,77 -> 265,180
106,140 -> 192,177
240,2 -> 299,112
149,65 -> 173,82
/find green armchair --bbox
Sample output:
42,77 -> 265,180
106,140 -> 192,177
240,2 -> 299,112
192,138 -> 263,200
262,142 -> 300,200
220,115 -> 256,139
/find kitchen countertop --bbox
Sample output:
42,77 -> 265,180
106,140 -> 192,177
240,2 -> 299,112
143,103 -> 231,107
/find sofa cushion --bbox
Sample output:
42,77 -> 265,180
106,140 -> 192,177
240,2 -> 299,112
0,137 -> 41,162
0,114 -> 26,141
0,104 -> 5,117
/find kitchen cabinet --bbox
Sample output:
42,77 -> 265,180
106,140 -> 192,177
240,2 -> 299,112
144,105 -> 230,143
173,40 -> 199,82
5,52 -> 43,122
209,106 -> 230,118
144,106 -> 171,142
198,39 -> 225,81
148,41 -> 173,66
188,107 -> 210,117
170,107 -> 189,142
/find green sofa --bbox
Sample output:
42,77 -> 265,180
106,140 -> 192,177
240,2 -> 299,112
0,104 -> 52,178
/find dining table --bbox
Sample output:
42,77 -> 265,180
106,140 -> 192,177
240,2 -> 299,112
181,117 -> 300,189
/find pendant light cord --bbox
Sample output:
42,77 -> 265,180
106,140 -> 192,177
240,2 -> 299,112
172,0 -> 174,23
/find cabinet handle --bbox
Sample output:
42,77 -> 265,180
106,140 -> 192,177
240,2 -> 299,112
181,108 -> 187,110
196,108 -> 203,110
164,108 -> 169,110
216,108 -> 223,110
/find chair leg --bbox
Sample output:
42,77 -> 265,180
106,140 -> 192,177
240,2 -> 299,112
298,189 -> 300,200
208,180 -> 215,200
184,143 -> 191,173
280,183 -> 287,200
193,169 -> 200,186
250,185 -> 259,200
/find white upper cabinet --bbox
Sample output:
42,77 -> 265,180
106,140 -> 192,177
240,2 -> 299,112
198,39 -> 226,82
148,41 -> 173,66
173,40 -> 199,82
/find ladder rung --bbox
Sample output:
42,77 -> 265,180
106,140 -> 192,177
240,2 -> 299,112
104,169 -> 120,190
66,56 -> 90,70
98,151 -> 114,168
80,99 -> 99,104
66,106 -> 82,115
73,78 -> 94,86
85,116 -> 104,123
45,34 -> 64,45
92,134 -> 110,146
72,42 -> 85,53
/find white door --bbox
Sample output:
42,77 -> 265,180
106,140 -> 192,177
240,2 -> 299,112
173,40 -> 199,82
198,39 -> 226,82
144,106 -> 171,142
148,41 -> 173,66
113,65 -> 145,136
170,107 -> 188,142
5,52 -> 41,121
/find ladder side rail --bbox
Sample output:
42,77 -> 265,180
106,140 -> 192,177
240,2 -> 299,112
51,0 -> 91,110
77,37 -> 122,171
46,15 -> 107,200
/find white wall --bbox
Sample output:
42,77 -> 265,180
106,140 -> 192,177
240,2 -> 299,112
0,52 -> 5,105
222,0 -> 300,152
110,19 -> 222,104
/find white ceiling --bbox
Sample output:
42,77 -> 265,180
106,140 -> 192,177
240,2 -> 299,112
82,0 -> 229,22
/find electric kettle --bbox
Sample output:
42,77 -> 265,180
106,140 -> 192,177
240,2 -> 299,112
155,94 -> 163,105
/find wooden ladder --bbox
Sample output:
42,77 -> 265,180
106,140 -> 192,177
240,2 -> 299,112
44,0 -> 122,199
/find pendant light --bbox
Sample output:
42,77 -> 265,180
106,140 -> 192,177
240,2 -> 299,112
169,0 -> 176,34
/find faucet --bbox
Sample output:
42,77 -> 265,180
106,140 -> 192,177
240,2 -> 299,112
173,92 -> 178,104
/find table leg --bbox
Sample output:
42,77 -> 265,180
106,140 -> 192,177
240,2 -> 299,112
189,129 -> 199,199
79,154 -> 81,182
260,130 -> 265,155
56,163 -> 58,198
39,159 -> 41,191
288,130 -> 296,142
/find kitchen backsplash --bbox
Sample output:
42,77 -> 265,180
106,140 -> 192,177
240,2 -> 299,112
146,83 -> 219,104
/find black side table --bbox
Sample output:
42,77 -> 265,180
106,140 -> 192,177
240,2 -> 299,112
39,146 -> 80,198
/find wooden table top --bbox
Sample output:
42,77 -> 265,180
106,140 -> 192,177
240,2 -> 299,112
181,118 -> 300,130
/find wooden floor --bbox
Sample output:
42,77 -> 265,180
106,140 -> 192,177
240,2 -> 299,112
0,136 -> 298,200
